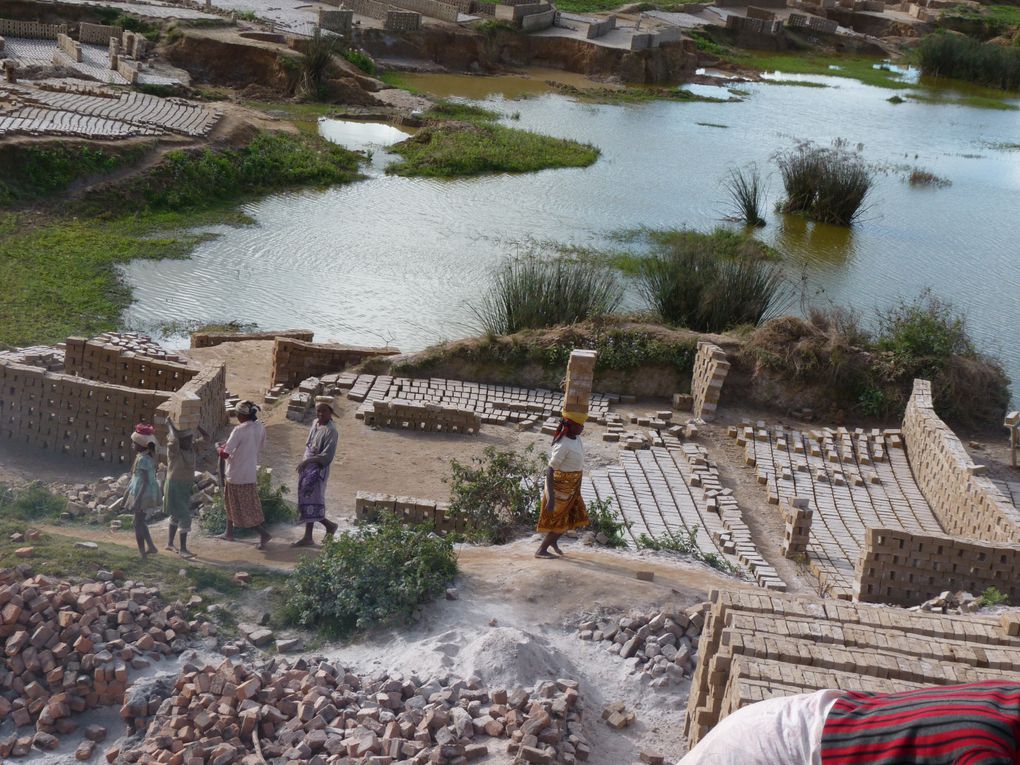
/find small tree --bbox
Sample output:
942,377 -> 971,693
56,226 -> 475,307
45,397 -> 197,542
446,446 -> 544,543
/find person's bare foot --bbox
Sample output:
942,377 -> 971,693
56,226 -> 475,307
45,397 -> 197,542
178,549 -> 195,560
255,533 -> 272,551
535,550 -> 555,559
290,538 -> 315,548
551,542 -> 565,556
146,547 -> 158,555
216,534 -> 234,541
165,544 -> 176,552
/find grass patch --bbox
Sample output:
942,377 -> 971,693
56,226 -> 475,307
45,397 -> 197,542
0,143 -> 149,207
282,514 -> 457,638
688,29 -> 732,58
904,92 -> 1018,110
426,100 -> 501,122
342,48 -> 376,75
387,123 -> 599,177
549,83 -> 733,104
760,78 -> 830,88
696,122 -> 730,128
636,527 -> 743,576
917,32 -> 1020,91
379,71 -> 422,93
472,256 -> 622,335
733,53 -> 913,89
0,482 -> 67,522
0,517 -> 286,605
587,497 -> 629,548
907,168 -> 951,187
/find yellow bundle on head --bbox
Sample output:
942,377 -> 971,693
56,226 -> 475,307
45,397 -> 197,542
562,410 -> 589,426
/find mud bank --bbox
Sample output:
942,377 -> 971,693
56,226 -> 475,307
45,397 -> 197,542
362,26 -> 699,84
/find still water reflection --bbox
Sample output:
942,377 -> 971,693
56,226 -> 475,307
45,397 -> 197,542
121,71 -> 1020,397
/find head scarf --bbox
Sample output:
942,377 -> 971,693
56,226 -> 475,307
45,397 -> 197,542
314,396 -> 336,413
236,400 -> 260,420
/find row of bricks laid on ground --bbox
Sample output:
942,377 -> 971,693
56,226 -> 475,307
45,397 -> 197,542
582,443 -> 785,591
683,588 -> 1020,746
362,399 -> 482,434
353,491 -> 465,532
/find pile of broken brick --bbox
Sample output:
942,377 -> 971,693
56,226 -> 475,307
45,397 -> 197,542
111,660 -> 593,765
578,605 -> 707,689
0,565 -> 210,760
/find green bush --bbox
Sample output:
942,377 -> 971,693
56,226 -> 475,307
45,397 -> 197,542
342,48 -> 376,75
446,446 -> 545,543
283,514 -> 457,637
0,483 -> 67,522
979,585 -> 1008,607
586,497 -> 629,548
776,141 -> 872,226
875,290 -> 975,377
637,229 -> 788,331
917,32 -> 1020,91
0,144 -> 146,207
472,257 -> 623,336
200,468 -> 295,535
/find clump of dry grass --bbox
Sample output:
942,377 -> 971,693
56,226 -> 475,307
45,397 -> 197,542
908,168 -> 951,187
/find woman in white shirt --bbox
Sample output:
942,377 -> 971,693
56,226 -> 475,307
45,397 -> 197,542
535,412 -> 590,558
217,400 -> 272,549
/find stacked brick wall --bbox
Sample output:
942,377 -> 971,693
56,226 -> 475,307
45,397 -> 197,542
855,527 -> 1020,606
155,362 -> 228,442
318,8 -> 354,33
521,8 -> 555,29
190,329 -> 313,349
364,399 -> 481,434
725,14 -> 783,32
780,496 -> 812,558
57,32 -> 82,61
684,588 -> 1020,746
385,10 -> 422,29
690,341 -> 730,421
271,338 -> 399,387
0,359 -> 171,464
903,378 -> 1020,542
563,349 -> 596,420
786,11 -> 839,31
342,0 -> 390,16
78,22 -> 121,44
389,0 -> 460,21
0,19 -> 66,39
495,2 -> 550,21
64,337 -> 199,392
584,15 -> 615,37
355,491 -> 462,532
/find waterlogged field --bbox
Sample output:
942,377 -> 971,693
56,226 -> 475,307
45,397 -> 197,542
121,70 -> 1020,396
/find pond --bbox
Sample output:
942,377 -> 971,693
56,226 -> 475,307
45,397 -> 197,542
121,69 -> 1020,400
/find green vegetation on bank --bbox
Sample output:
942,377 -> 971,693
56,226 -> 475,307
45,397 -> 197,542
733,53 -> 914,89
549,83 -> 734,104
0,144 -> 148,206
283,515 -> 458,638
917,33 -> 1020,91
0,131 -> 364,347
387,101 -> 599,177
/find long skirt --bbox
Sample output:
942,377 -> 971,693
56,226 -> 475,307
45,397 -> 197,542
224,482 -> 265,529
164,479 -> 193,532
537,470 -> 589,534
297,463 -> 327,523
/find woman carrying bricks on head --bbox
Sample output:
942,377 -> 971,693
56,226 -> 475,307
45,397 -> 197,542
292,396 -> 340,547
126,424 -> 160,558
164,418 -> 201,559
535,410 -> 590,559
216,401 -> 272,550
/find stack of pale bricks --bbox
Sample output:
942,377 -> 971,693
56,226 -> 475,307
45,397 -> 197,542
190,329 -> 313,349
690,342 -> 729,422
855,527 -> 1020,606
270,337 -> 399,388
684,588 -> 1020,747
385,10 -> 422,29
563,349 -> 596,421
365,399 -> 482,434
0,566 -> 206,760
354,490 -> 461,532
111,660 -> 590,765
780,496 -> 812,558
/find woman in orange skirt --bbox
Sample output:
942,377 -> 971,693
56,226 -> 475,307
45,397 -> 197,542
535,412 -> 589,558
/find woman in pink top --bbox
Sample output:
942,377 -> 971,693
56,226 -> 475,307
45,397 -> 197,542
217,401 -> 272,549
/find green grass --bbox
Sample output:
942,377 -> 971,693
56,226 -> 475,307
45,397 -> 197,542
904,92 -> 1018,110
242,100 -> 340,134
551,83 -> 733,104
0,144 -> 149,206
986,4 -> 1020,25
379,71 -> 422,93
387,123 -> 599,177
760,78 -> 830,88
1,131 -> 363,346
733,53 -> 914,89
426,100 -> 501,122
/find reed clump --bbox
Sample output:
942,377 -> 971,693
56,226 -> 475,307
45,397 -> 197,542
917,33 -> 1020,91
472,257 -> 623,335
723,164 -> 767,227
776,141 -> 872,226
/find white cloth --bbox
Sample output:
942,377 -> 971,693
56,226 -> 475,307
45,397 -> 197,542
678,689 -> 843,765
549,436 -> 584,472
222,420 -> 266,485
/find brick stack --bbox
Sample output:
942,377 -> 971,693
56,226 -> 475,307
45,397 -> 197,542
271,338 -> 399,388
110,660 -> 591,765
354,491 -> 460,532
64,337 -> 198,392
576,605 -> 708,689
384,10 -> 422,30
563,350 -> 596,422
155,361 -> 228,441
690,342 -> 729,422
365,400 -> 481,435
780,496 -> 812,559
684,588 -> 1020,747
902,379 -> 1020,543
190,330 -> 313,350
0,566 -> 205,759
854,527 -> 1020,606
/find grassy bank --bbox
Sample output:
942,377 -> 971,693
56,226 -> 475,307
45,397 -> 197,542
0,143 -> 150,206
386,101 -> 599,178
549,83 -> 735,104
0,131 -> 363,347
733,53 -> 914,89
917,33 -> 1020,91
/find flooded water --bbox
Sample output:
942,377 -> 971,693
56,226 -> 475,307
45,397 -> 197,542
121,69 -> 1020,398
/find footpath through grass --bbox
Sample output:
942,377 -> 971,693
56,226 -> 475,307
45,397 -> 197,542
0,131 -> 363,347
386,100 -> 599,178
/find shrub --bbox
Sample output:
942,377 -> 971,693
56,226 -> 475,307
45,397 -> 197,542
636,230 -> 789,332
636,527 -> 742,576
200,467 -> 295,535
0,482 -> 67,522
343,48 -> 376,75
908,169 -> 951,187
472,257 -> 623,336
979,586 -> 1008,607
586,497 -> 629,548
723,164 -> 766,227
301,27 -> 341,100
446,446 -> 545,543
875,290 -> 975,376
283,514 -> 457,637
776,141 -> 872,226
917,32 -> 1020,91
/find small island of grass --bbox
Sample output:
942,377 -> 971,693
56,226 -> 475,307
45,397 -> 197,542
385,100 -> 599,178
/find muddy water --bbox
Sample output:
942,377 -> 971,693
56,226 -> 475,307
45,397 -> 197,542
122,71 -> 1020,397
